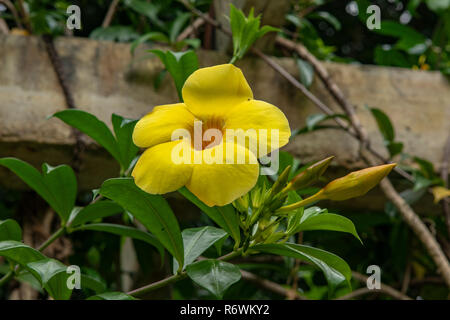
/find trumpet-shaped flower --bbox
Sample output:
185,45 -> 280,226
132,64 -> 291,206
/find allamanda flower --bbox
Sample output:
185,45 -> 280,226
132,64 -> 291,206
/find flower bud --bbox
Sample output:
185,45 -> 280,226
270,165 -> 292,197
320,163 -> 396,201
286,156 -> 334,191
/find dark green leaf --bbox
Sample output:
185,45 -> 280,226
100,178 -> 184,268
173,226 -> 228,273
252,243 -> 351,290
186,259 -> 241,299
81,274 -> 107,294
72,223 -> 164,258
0,219 -> 22,242
52,110 -> 122,165
111,114 -> 139,170
369,107 -> 395,141
178,187 -> 241,247
130,32 -> 169,54
68,201 -> 124,227
149,49 -> 199,100
296,58 -> 314,88
294,213 -> 362,243
309,12 -> 341,30
0,240 -> 45,266
90,26 -> 139,42
88,292 -> 136,300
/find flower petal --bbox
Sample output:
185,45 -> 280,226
224,99 -> 291,157
132,141 -> 193,194
132,103 -> 195,148
182,64 -> 253,118
186,142 -> 259,206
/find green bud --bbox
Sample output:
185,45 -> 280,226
285,156 -> 334,192
270,165 -> 292,197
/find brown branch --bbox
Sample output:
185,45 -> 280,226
180,0 -> 450,289
17,0 -> 31,32
177,16 -> 205,42
351,271 -> 412,300
102,0 -> 120,28
441,133 -> 450,236
240,269 -> 307,300
0,0 -> 22,29
0,18 -> 9,33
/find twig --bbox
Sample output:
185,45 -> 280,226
240,269 -> 307,300
177,16 -> 205,42
102,0 -> 120,28
351,271 -> 412,300
441,133 -> 450,236
0,0 -> 22,29
0,18 -> 8,34
401,263 -> 411,294
17,0 -> 32,32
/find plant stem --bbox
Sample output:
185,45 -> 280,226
37,227 -> 65,252
127,249 -> 243,297
0,271 -> 13,287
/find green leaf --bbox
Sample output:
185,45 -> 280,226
0,240 -> 45,266
294,213 -> 362,243
88,292 -> 136,300
173,226 -> 228,273
252,243 -> 351,290
285,192 -> 304,234
124,0 -> 163,28
0,158 -> 77,223
41,164 -> 77,222
89,26 -> 140,42
81,273 -> 107,294
413,157 -> 436,179
369,108 -> 394,141
26,259 -> 72,300
296,58 -> 314,88
0,219 -> 22,242
111,114 -> 139,171
130,32 -> 169,54
186,259 -> 241,299
100,178 -> 184,268
149,49 -> 199,100
68,201 -> 124,227
53,110 -> 122,165
309,11 -> 341,30
72,223 -> 164,258
306,113 -> 349,132
178,187 -> 241,247
169,12 -> 191,43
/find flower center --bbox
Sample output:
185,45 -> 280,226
189,117 -> 225,151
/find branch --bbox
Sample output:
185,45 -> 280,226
351,271 -> 412,300
17,0 -> 32,32
441,133 -> 450,236
177,16 -> 205,42
240,269 -> 307,300
102,0 -> 120,28
0,0 -> 22,29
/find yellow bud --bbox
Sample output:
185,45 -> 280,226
431,186 -> 450,203
286,156 -> 334,191
320,163 -> 396,201
276,163 -> 396,213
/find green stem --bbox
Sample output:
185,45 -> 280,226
229,55 -> 238,64
0,271 -> 13,287
37,227 -> 65,252
127,249 -> 243,297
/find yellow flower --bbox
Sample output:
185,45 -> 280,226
132,64 -> 291,206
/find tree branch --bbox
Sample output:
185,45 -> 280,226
440,133 -> 450,236
102,0 -> 120,28
351,271 -> 412,300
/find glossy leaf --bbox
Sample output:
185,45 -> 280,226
0,240 -> 45,266
173,226 -> 228,273
88,292 -> 136,300
111,114 -> 139,170
0,219 -> 22,242
294,213 -> 362,243
252,243 -> 351,290
100,178 -> 184,268
81,274 -> 107,294
68,201 -> 124,227
149,49 -> 199,100
0,158 -> 76,222
179,187 -> 241,247
52,110 -> 122,164
296,57 -> 314,88
72,223 -> 164,258
186,259 -> 241,299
